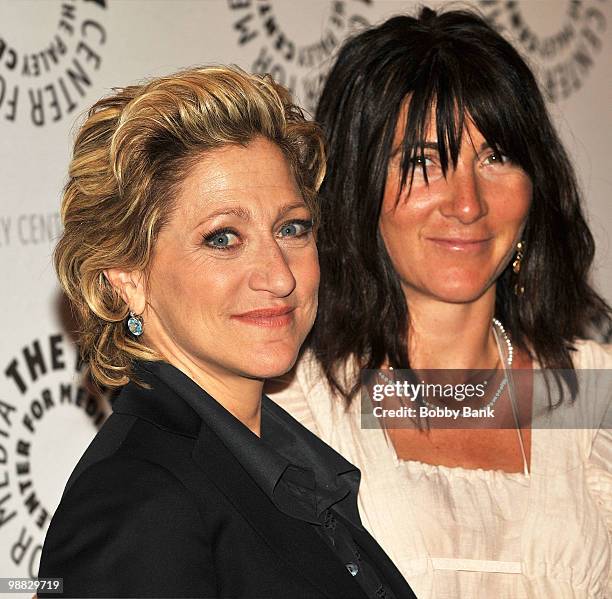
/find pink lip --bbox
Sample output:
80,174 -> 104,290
427,237 -> 492,252
231,306 -> 295,327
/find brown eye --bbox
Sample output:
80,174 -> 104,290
411,155 -> 435,167
484,152 -> 510,165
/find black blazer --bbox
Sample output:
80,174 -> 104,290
38,363 -> 416,599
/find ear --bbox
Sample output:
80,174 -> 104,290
104,268 -> 146,315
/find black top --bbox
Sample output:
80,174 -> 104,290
149,360 -> 396,599
38,360 -> 417,599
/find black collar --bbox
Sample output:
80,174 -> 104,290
113,360 -> 363,529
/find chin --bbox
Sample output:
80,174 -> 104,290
240,345 -> 300,380
429,282 -> 492,304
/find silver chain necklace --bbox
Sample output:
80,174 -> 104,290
378,318 -> 513,411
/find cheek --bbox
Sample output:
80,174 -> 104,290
380,170 -> 438,237
519,181 -> 533,222
154,254 -> 235,323
496,174 -> 533,219
492,190 -> 532,238
291,245 -> 320,295
305,255 -> 320,295
379,203 -> 426,262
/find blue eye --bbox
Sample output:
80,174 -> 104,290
278,219 -> 313,238
203,228 -> 240,250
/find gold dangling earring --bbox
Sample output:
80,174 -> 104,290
513,241 -> 525,296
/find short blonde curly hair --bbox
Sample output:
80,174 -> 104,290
55,65 -> 326,388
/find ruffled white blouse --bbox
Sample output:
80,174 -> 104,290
267,340 -> 612,598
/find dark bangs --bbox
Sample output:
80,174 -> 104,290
310,8 -> 611,403
395,27 -> 542,191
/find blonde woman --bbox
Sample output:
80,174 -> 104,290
38,67 -> 416,599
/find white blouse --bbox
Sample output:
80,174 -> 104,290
267,340 -> 612,598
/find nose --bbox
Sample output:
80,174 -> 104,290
248,239 -> 297,297
439,165 -> 487,224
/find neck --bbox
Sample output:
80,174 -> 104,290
144,333 -> 263,436
186,363 -> 263,437
405,286 -> 499,371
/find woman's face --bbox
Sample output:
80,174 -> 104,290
379,113 -> 532,305
139,137 -> 319,381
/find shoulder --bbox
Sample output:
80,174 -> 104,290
268,348 -> 360,399
49,405 -> 207,544
63,408 -> 196,496
564,339 -> 612,434
570,339 -> 612,369
265,368 -> 319,436
54,452 -> 203,532
265,350 -> 361,442
265,349 -> 337,437
39,453 -> 214,597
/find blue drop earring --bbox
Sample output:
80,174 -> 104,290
127,311 -> 144,336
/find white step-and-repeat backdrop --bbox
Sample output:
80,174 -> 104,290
0,0 -> 610,585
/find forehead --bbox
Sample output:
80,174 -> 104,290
172,138 -> 305,219
392,100 -> 485,149
184,138 -> 299,193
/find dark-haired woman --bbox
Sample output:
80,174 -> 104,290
268,7 -> 612,598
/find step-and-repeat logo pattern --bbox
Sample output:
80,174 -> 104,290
0,0 -> 610,584
479,0 -> 607,101
228,0 -> 374,113
1,335 -> 109,578
0,0 -> 108,126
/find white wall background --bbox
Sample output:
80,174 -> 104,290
0,0 -> 610,588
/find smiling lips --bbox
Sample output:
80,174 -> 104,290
231,306 -> 295,327
427,236 -> 493,252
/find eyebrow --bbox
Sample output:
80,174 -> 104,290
196,201 -> 308,227
391,141 -> 441,158
392,140 -> 494,158
275,201 -> 309,218
200,206 -> 252,223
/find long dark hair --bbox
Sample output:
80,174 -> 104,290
310,7 -> 611,401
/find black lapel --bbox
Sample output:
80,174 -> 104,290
112,362 -> 369,598
192,423 -> 367,599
